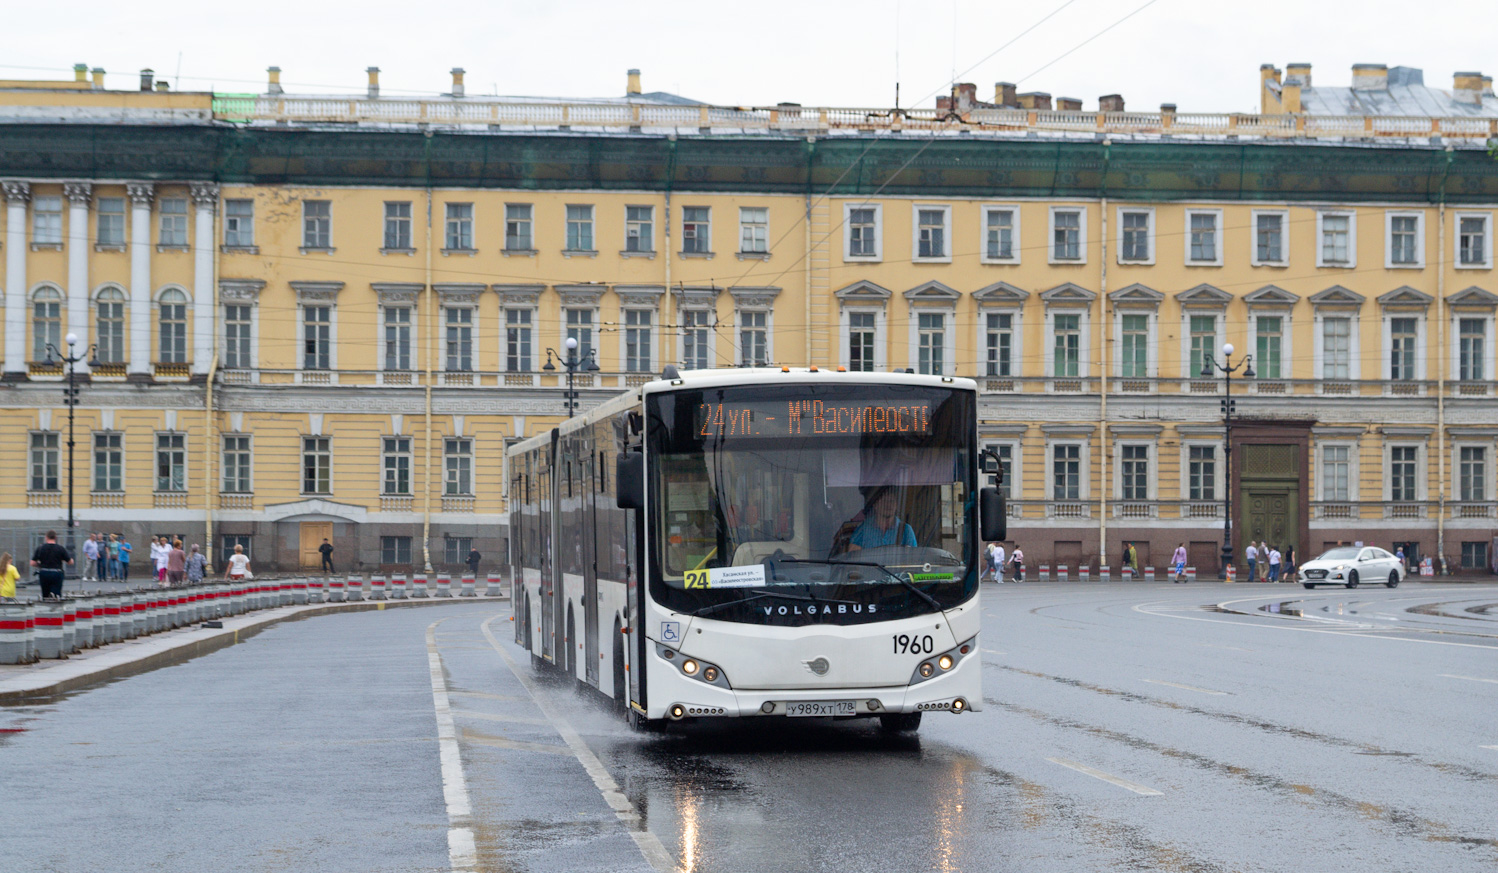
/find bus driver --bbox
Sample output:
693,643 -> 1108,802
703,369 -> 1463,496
846,489 -> 918,551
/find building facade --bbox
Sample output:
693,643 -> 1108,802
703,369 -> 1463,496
1,63 -> 1496,572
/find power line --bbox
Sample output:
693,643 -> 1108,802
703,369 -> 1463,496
1015,0 -> 1161,86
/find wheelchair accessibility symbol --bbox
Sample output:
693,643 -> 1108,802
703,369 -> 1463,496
661,621 -> 681,643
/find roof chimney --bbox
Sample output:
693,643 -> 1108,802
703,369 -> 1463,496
155,80 -> 170,92
366,66 -> 380,99
1017,91 -> 1051,110
627,68 -> 642,96
90,67 -> 104,89
953,83 -> 977,112
1285,62 -> 1311,88
1352,63 -> 1388,91
1483,75 -> 1495,97
1099,94 -> 1124,112
994,82 -> 1016,107
1454,71 -> 1483,105
139,68 -> 154,92
1057,96 -> 1082,111
266,66 -> 283,95
73,63 -> 88,83
1260,64 -> 1283,113
450,67 -> 465,98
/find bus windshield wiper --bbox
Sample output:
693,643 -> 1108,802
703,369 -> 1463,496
820,558 -> 944,611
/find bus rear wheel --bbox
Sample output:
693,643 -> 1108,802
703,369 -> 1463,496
879,712 -> 922,733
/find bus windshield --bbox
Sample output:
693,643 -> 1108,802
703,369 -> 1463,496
646,383 -> 977,625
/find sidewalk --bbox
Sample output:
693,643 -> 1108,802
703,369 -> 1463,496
0,595 -> 508,704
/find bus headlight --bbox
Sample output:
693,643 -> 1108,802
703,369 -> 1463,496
656,644 -> 731,689
682,659 -> 699,675
918,662 -> 935,678
938,655 -> 954,671
909,637 -> 976,686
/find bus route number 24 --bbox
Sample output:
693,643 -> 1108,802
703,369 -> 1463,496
892,634 -> 935,655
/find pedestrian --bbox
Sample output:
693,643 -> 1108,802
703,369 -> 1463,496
106,534 -> 121,580
1009,545 -> 1024,583
29,530 -> 73,599
1268,545 -> 1283,582
118,536 -> 132,581
96,533 -> 109,581
1128,543 -> 1140,579
1259,541 -> 1271,581
466,545 -> 482,578
1119,542 -> 1132,580
319,538 -> 335,573
1284,544 -> 1296,580
0,552 -> 18,599
224,544 -> 251,581
1244,542 -> 1258,582
166,539 -> 187,587
1172,542 -> 1188,583
1394,546 -> 1406,570
186,544 -> 207,583
151,536 -> 168,583
993,542 -> 1007,584
81,533 -> 99,582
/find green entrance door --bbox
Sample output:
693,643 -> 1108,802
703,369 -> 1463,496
1238,444 -> 1301,568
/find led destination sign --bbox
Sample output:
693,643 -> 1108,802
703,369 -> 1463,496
696,400 -> 933,440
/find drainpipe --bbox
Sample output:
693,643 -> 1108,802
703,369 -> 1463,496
1097,141 -> 1111,563
662,137 -> 677,367
1436,146 -> 1453,570
422,135 -> 436,573
204,352 -> 217,567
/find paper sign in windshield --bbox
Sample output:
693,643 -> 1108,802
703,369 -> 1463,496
684,564 -> 768,589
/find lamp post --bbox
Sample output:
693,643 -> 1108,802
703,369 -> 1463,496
1201,342 -> 1254,579
44,331 -> 101,572
542,336 -> 600,418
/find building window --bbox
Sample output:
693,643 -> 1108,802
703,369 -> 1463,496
1120,314 -> 1148,378
1461,541 -> 1489,569
384,306 -> 411,371
625,205 -> 653,252
1189,315 -> 1217,376
1052,445 -> 1081,500
32,286 -> 62,361
1120,445 -> 1148,501
221,535 -> 252,560
302,200 -> 331,248
95,288 -> 126,364
739,207 -> 768,253
159,198 -> 188,246
1459,215 -> 1489,267
1389,214 -> 1419,265
444,536 -> 473,566
223,199 -> 253,247
1254,212 -> 1285,264
1459,318 -> 1486,381
505,309 -> 532,371
158,289 -> 189,364
915,207 -> 947,259
1459,446 -> 1487,502
1256,316 -> 1283,379
303,305 -> 331,370
682,310 -> 711,369
1390,317 -> 1418,381
1188,446 -> 1215,501
29,432 -> 59,492
93,433 -> 123,493
225,304 -> 253,369
155,433 -> 186,492
445,203 -> 474,251
33,195 -> 62,245
565,308 -> 594,360
1390,446 -> 1417,502
381,536 -> 412,565
1323,317 -> 1351,379
1187,210 -> 1220,263
847,206 -> 879,259
1051,209 -> 1082,261
383,436 -> 412,495
1320,213 -> 1353,266
1120,210 -> 1150,262
985,207 -> 1016,261
222,435 -> 251,494
740,310 -> 768,367
302,436 -> 331,494
624,310 -> 652,372
917,313 -> 945,375
1053,314 -> 1080,377
682,207 -> 710,254
445,307 -> 473,371
97,196 -> 126,246
985,313 -> 1013,377
505,203 -> 533,251
849,312 -> 876,372
565,204 -> 594,251
445,438 -> 472,495
383,201 -> 412,250
1322,445 -> 1350,501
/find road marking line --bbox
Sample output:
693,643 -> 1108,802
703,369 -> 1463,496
1046,757 -> 1163,796
425,619 -> 478,872
459,726 -> 574,756
981,648 -> 1007,655
1440,673 -> 1498,685
1481,745 -> 1498,751
481,615 -> 677,873
1143,679 -> 1228,696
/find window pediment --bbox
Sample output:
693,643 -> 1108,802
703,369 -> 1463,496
676,285 -> 722,308
1308,285 -> 1366,307
972,281 -> 1029,306
729,285 -> 781,309
616,284 -> 666,308
290,280 -> 344,304
1174,283 -> 1232,308
1108,283 -> 1164,307
1376,285 -> 1433,308
902,280 -> 961,305
492,283 -> 544,306
434,283 -> 485,304
1448,285 -> 1498,309
1243,284 -> 1299,307
833,280 -> 892,304
555,283 -> 607,307
1040,282 -> 1097,306
371,282 -> 423,305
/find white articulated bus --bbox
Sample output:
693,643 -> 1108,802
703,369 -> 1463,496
506,367 -> 1004,732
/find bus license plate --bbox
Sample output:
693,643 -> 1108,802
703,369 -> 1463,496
785,701 -> 856,717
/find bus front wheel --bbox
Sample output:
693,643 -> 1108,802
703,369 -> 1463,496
879,712 -> 922,733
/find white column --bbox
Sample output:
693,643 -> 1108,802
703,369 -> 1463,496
2,181 -> 28,374
64,182 -> 92,374
190,183 -> 218,375
126,183 -> 154,375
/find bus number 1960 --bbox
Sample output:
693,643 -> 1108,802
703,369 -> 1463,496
893,634 -> 935,655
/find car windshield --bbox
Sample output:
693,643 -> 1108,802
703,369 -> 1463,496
646,382 -> 977,626
1317,547 -> 1361,561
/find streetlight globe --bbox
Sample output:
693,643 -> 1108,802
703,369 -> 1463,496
1221,342 -> 1234,358
565,336 -> 578,351
65,332 -> 78,347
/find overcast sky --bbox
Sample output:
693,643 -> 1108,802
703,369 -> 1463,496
6,0 -> 1495,113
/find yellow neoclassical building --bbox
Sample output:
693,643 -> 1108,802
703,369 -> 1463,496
1,62 -> 1496,573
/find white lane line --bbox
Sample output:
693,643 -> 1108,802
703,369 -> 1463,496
1481,745 -> 1498,751
1440,673 -> 1498,686
425,620 -> 479,873
480,615 -> 677,873
1046,757 -> 1164,796
1142,679 -> 1229,696
981,648 -> 1007,655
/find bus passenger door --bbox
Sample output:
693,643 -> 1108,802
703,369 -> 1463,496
584,444 -> 601,685
540,432 -> 558,663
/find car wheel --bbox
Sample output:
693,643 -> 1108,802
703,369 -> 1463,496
1346,571 -> 1359,589
1386,570 -> 1400,589
1303,583 -> 1316,589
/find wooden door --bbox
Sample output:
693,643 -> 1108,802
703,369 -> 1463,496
1245,491 -> 1295,554
300,522 -> 333,568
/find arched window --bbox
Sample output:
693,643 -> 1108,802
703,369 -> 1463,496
96,287 -> 127,364
32,286 -> 63,362
158,288 -> 189,364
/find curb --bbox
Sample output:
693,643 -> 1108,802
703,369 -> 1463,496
0,595 -> 509,704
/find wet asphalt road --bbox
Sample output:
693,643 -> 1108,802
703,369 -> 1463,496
2,583 -> 1496,872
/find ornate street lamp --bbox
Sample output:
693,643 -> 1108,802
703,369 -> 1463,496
542,336 -> 600,418
1201,342 -> 1254,579
44,331 -> 101,570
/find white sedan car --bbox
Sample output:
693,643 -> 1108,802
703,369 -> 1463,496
1298,546 -> 1403,589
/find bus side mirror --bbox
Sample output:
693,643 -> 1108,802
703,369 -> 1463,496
980,487 -> 1005,542
616,452 -> 644,510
